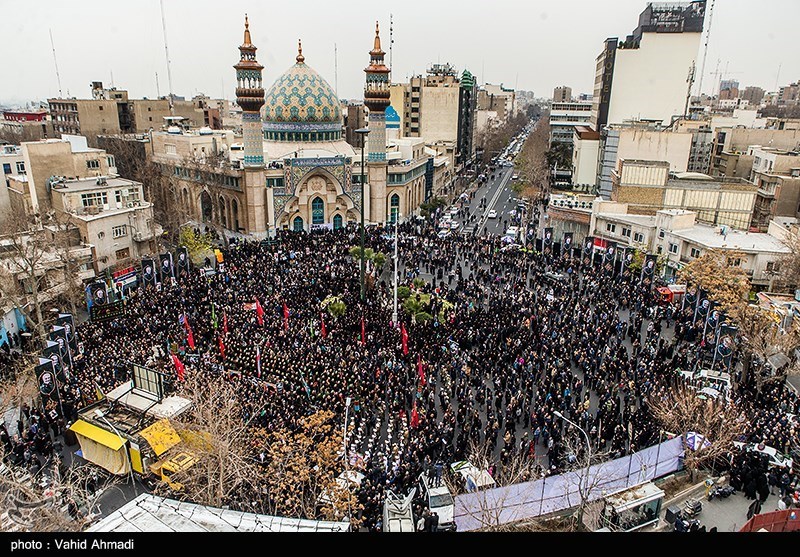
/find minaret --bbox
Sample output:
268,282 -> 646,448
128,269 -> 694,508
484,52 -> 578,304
233,15 -> 267,236
234,14 -> 265,167
364,21 -> 390,223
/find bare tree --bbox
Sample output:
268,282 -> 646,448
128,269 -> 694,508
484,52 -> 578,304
0,450 -> 114,532
647,384 -> 746,481
164,374 -> 260,510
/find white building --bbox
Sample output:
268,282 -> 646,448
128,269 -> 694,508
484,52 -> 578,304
0,144 -> 25,216
550,101 -> 592,146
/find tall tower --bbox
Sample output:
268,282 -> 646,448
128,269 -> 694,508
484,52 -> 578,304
233,15 -> 267,236
364,21 -> 390,223
234,14 -> 265,167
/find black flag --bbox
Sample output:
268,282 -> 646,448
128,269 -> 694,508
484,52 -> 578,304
640,254 -> 657,289
603,242 -> 617,277
56,313 -> 78,353
159,253 -> 174,280
562,232 -> 573,258
582,236 -> 594,268
621,248 -> 635,282
542,228 -> 554,257
141,258 -> 158,286
175,246 -> 191,278
42,340 -> 63,378
35,358 -> 57,398
88,281 -> 109,306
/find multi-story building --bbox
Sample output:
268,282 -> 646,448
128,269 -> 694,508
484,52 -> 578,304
391,63 -> 462,144
456,70 -> 478,166
553,86 -> 573,103
741,86 -> 765,106
748,146 -> 800,230
549,101 -> 592,146
719,80 -> 740,101
478,83 -> 516,123
778,82 -> 800,106
1,110 -> 54,142
343,102 -> 367,149
610,158 -> 758,230
49,82 -> 224,142
710,127 -> 800,177
590,204 -> 790,287
596,124 -> 694,199
591,1 -> 705,130
572,126 -> 601,189
48,176 -> 160,271
0,145 -> 25,214
6,135 -> 116,215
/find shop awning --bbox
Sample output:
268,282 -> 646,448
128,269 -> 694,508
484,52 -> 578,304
70,419 -> 126,451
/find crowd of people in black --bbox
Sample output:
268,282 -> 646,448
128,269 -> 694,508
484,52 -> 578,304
5,189 -> 800,530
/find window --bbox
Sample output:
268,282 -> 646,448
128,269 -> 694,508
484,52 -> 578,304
389,193 -> 400,223
115,190 -> 122,204
15,161 -> 25,174
668,243 -> 679,254
148,107 -> 152,112
633,232 -> 644,243
311,197 -> 324,225
766,261 -> 781,273
99,105 -> 104,111
166,144 -> 177,155
115,247 -> 130,260
86,159 -> 100,170
2,163 -> 10,174
112,225 -> 127,238
622,227 -> 631,238
107,155 -> 115,168
728,257 -> 742,267
658,229 -> 665,239
605,223 -> 616,233
333,214 -> 343,230
690,247 -> 701,258
81,191 -> 108,207
293,216 -> 304,231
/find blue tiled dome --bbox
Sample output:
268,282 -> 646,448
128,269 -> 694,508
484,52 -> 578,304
262,60 -> 343,142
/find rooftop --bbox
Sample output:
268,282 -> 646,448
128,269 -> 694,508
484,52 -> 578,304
88,494 -> 350,532
50,176 -> 140,193
669,225 -> 790,253
597,213 -> 657,227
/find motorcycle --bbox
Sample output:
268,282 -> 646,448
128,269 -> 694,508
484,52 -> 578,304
707,485 -> 736,501
683,498 -> 702,518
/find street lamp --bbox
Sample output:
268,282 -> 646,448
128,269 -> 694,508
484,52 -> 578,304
343,396 -> 352,468
355,127 -> 370,302
553,410 -> 591,522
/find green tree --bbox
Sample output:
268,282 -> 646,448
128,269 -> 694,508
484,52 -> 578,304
179,226 -> 214,265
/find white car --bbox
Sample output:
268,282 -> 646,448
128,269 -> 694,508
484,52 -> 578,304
437,229 -> 450,239
733,441 -> 793,470
449,207 -> 460,216
487,209 -> 498,219
418,473 -> 456,531
450,460 -> 496,492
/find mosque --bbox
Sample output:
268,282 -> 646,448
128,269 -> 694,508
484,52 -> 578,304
153,16 -> 433,237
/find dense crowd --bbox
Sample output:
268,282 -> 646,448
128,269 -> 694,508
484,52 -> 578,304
7,193 -> 800,530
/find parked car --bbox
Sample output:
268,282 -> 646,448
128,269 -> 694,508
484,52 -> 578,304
733,441 -> 793,470
450,461 -> 496,492
437,229 -> 450,239
417,473 -> 457,531
449,220 -> 460,230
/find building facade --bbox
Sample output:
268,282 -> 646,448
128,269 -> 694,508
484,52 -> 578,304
553,86 -> 573,103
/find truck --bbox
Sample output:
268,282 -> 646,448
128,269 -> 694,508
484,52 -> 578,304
383,488 -> 416,532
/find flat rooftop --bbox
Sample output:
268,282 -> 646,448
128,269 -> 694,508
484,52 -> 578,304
51,176 -> 139,192
670,226 -> 790,253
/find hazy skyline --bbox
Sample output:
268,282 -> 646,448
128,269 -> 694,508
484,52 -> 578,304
1,0 -> 798,106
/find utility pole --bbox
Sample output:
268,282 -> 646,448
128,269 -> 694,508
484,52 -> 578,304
49,29 -> 63,98
160,0 -> 175,115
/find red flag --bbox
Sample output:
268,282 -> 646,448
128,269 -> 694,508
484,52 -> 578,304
255,298 -> 264,326
320,312 -> 327,339
361,315 -> 366,346
410,401 -> 420,429
283,302 -> 289,331
401,322 -> 409,355
222,310 -> 228,337
218,334 -> 226,360
417,354 -> 426,386
171,354 -> 185,382
181,314 -> 195,350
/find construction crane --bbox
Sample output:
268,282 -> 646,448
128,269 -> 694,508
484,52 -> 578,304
709,60 -> 744,98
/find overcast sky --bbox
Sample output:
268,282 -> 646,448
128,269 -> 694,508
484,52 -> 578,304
1,0 -> 798,106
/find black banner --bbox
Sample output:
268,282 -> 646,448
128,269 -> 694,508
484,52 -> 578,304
35,358 -> 57,397
603,241 -> 617,277
683,285 -> 698,317
49,326 -> 69,359
542,228 -> 554,257
620,248 -> 635,281
88,281 -> 109,306
640,254 -> 657,288
90,300 -> 126,322
141,258 -> 158,286
55,313 -> 77,348
694,289 -> 710,323
159,253 -> 174,280
582,236 -> 594,268
562,232 -> 573,258
175,246 -> 191,277
42,340 -> 63,378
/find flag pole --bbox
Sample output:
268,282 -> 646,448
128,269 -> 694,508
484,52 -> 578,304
392,214 -> 399,327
